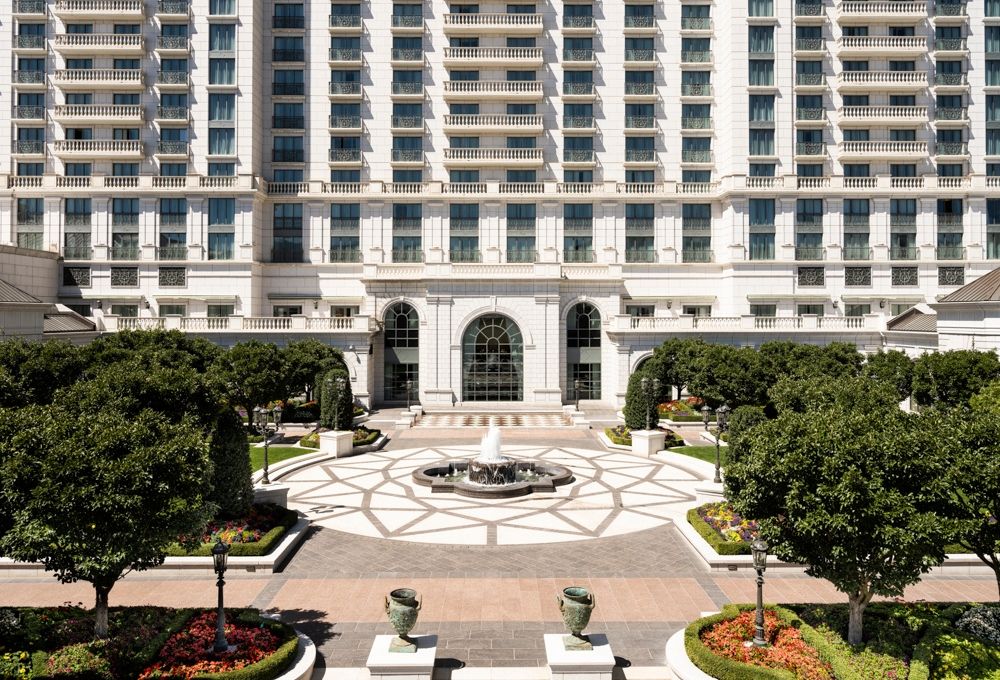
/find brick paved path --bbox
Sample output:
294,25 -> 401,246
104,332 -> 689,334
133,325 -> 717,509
2,425 -> 996,671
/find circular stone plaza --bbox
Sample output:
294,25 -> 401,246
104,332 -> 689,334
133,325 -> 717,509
2,410 -> 996,679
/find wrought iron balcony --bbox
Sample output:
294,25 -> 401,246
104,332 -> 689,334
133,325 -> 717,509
14,70 -> 46,84
936,245 -> 965,260
682,250 -> 714,263
329,149 -> 362,163
157,36 -> 189,50
329,48 -> 361,62
13,106 -> 44,120
795,247 -> 825,261
157,246 -> 188,260
564,149 -> 595,163
891,246 -> 919,260
563,82 -> 594,96
392,249 -> 424,262
680,16 -> 710,28
625,149 -> 656,162
63,246 -> 93,259
625,249 -> 657,263
563,116 -> 595,129
329,115 -> 362,129
564,249 -> 595,263
329,248 -> 362,263
506,249 -> 537,263
329,14 -> 362,28
843,246 -> 873,261
450,249 -> 482,263
111,246 -> 140,260
331,81 -> 363,96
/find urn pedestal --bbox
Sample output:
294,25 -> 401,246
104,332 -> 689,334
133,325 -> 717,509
366,634 -> 437,680
544,633 -> 615,680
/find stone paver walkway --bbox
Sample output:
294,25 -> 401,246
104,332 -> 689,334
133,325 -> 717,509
2,426 -> 996,671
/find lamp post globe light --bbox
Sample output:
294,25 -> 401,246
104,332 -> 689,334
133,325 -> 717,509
751,538 -> 769,648
211,538 -> 231,653
713,404 -> 730,485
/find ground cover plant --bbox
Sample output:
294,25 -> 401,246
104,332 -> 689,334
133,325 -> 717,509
658,396 -> 708,422
166,504 -> 298,558
604,425 -> 683,448
669,445 -> 726,466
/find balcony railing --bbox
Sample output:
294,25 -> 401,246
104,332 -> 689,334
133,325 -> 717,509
14,70 -> 46,84
331,81 -> 363,96
682,250 -> 714,263
329,115 -> 362,128
444,147 -> 543,162
329,14 -> 362,27
935,107 -> 967,120
564,149 -> 595,163
681,83 -> 712,96
157,36 -> 189,50
329,149 -> 361,162
111,246 -> 140,260
444,12 -> 542,28
843,246 -> 873,261
14,141 -> 45,154
840,71 -> 926,86
891,246 -> 919,260
625,249 -> 657,263
444,80 -> 543,96
795,108 -> 824,121
156,0 -> 189,12
795,1 -> 823,15
682,116 -> 713,129
14,35 -> 46,49
444,114 -> 542,129
444,46 -> 543,62
936,0 -> 966,15
936,142 -> 968,155
157,70 -> 189,85
682,149 -> 712,162
450,249 -> 482,263
564,82 -> 594,95
53,33 -> 143,49
936,245 -> 965,260
564,249 -> 595,263
795,247 -> 825,261
625,116 -> 655,128
391,149 -> 424,163
625,49 -> 655,62
506,249 -> 537,263
839,0 -> 927,15
681,50 -> 712,62
625,82 -> 655,96
14,0 -> 45,12
63,246 -> 93,259
795,73 -> 825,86
157,141 -> 189,155
680,16 -> 710,28
934,38 -> 967,51
54,104 -> 141,120
563,49 -> 596,61
564,15 -> 595,28
795,38 -> 823,50
391,15 -> 423,28
328,48 -> 361,61
391,48 -> 423,62
841,105 -> 927,120
837,36 -> 926,50
391,116 -> 423,129
157,246 -> 187,260
329,248 -> 362,263
563,115 -> 595,128
156,106 -> 189,120
55,139 -> 144,155
935,73 -> 967,86
14,106 -> 44,119
840,140 -> 928,155
393,249 -> 424,262
625,149 -> 656,162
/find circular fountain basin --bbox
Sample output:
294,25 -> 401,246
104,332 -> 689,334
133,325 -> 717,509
412,459 -> 574,498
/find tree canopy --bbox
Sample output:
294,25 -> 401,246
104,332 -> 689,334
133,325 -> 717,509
725,377 -> 953,645
912,349 -> 1000,407
0,404 -> 213,638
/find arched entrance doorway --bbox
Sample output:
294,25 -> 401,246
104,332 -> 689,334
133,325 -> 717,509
383,302 -> 418,402
462,314 -> 524,401
567,302 -> 601,400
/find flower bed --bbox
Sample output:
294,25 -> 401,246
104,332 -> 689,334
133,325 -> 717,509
685,603 -> 1000,680
0,607 -> 297,680
139,610 -> 298,680
687,502 -> 758,555
605,425 -> 684,448
166,504 -> 298,558
698,607 -> 832,679
353,426 -> 381,447
658,396 -> 711,423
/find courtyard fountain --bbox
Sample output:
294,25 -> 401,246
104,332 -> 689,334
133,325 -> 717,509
412,423 -> 573,498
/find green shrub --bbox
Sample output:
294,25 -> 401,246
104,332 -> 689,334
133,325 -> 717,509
605,426 -> 631,446
930,632 -> 1000,679
208,407 -> 253,519
623,369 -> 663,431
686,508 -> 751,555
317,367 -> 353,431
299,432 -> 319,449
44,643 -> 111,680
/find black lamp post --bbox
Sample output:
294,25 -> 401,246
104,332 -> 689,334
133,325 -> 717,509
751,538 -> 769,647
253,404 -> 283,484
211,538 -> 230,653
405,379 -> 413,409
573,379 -> 581,411
713,404 -> 730,484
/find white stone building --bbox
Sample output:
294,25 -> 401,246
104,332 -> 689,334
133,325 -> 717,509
2,0 -> 1000,405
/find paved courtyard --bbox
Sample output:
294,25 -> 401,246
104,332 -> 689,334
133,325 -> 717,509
1,423 -> 996,673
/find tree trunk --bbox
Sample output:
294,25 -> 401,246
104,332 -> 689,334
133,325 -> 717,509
94,585 -> 111,639
847,591 -> 868,646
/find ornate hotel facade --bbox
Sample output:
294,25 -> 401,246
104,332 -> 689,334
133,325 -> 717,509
2,0 -> 1000,405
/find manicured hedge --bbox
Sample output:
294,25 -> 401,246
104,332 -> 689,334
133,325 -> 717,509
667,413 -> 714,423
686,507 -> 751,555
165,507 -> 298,558
354,427 -> 381,447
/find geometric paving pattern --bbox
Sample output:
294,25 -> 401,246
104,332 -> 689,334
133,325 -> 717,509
282,445 -> 700,546
414,413 -> 571,428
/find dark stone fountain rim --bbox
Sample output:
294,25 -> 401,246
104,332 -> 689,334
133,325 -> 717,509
411,459 -> 574,499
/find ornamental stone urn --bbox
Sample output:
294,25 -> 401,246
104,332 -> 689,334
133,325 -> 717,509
384,587 -> 422,653
557,586 -> 595,651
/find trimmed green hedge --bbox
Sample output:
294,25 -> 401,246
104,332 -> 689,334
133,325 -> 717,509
164,507 -> 298,557
667,413 -> 715,423
605,427 -> 630,446
194,618 -> 299,680
686,507 -> 751,555
354,427 -> 381,447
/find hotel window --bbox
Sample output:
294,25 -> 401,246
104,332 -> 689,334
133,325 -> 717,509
392,204 -> 422,262
330,203 -> 361,262
209,58 -> 235,85
749,199 -> 776,261
750,304 -> 776,317
748,60 -> 773,86
209,94 -> 235,122
208,304 -> 235,318
506,204 -> 536,263
209,24 -> 235,52
564,204 -> 594,263
272,204 -> 303,263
